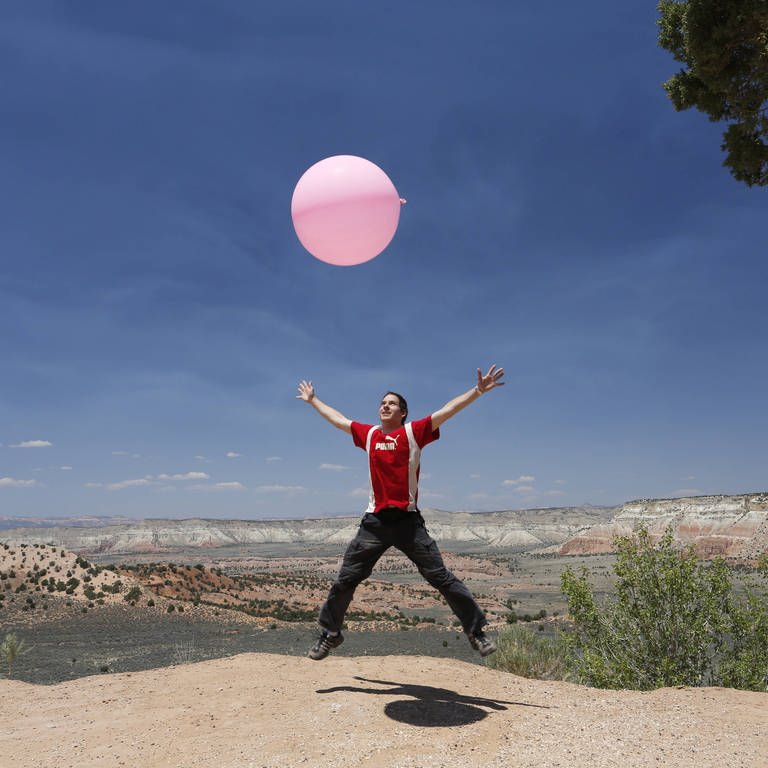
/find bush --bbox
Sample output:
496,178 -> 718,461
101,580 -> 123,595
123,586 -> 142,602
486,624 -> 571,681
561,526 -> 768,691
717,554 -> 768,691
1,632 -> 32,678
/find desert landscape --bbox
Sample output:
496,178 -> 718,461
2,652 -> 767,768
2,495 -> 767,766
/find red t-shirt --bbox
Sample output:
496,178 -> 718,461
350,416 -> 440,514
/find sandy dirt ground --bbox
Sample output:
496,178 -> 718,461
1,653 -> 766,768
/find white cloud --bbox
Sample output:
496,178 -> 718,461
215,481 -> 245,491
60,466 -> 73,471
0,477 -> 37,488
512,485 -> 535,493
226,451 -> 241,458
107,477 -> 153,491
266,456 -> 283,463
194,455 -> 210,463
189,481 -> 246,492
502,475 -> 536,486
157,472 -> 210,481
319,463 -> 348,472
255,484 -> 306,493
11,440 -> 52,449
88,471 -> 217,491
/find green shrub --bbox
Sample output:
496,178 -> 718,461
101,580 -> 123,595
561,526 -> 768,691
1,633 -> 32,678
123,586 -> 142,602
486,624 -> 571,681
717,554 -> 768,690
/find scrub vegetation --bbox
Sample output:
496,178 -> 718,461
559,526 -> 768,691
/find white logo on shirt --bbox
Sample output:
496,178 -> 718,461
374,434 -> 400,451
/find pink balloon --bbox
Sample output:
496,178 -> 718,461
291,155 -> 403,266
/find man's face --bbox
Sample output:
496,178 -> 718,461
379,394 -> 405,426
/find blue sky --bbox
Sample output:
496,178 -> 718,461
1,2 -> 766,520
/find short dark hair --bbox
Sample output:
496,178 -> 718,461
383,391 -> 408,424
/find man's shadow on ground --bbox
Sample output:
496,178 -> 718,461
316,676 -> 550,728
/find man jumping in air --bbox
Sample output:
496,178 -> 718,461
296,364 -> 505,660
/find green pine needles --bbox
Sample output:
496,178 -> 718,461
657,0 -> 768,186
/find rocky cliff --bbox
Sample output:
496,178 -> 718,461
559,492 -> 768,559
0,506 -> 616,556
3,495 -> 766,559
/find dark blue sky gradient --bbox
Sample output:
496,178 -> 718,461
1,2 -> 766,518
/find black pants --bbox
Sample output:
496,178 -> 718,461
318,510 -> 487,635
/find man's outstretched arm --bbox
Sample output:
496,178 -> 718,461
296,380 -> 353,434
430,364 -> 505,430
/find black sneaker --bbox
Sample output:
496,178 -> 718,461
468,631 -> 497,657
308,630 -> 344,660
